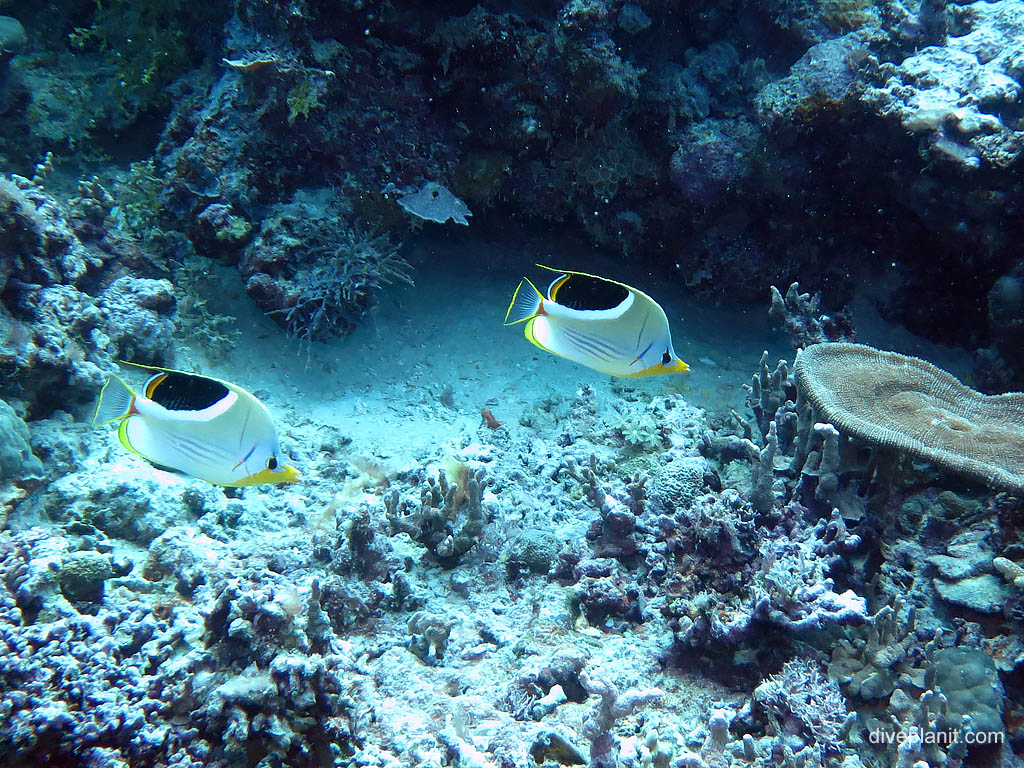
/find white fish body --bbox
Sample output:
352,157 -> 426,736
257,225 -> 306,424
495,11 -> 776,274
94,366 -> 299,487
505,267 -> 689,378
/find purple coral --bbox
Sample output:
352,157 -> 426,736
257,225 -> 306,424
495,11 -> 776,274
669,118 -> 761,205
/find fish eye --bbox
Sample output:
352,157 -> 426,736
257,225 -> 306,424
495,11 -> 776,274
661,350 -> 672,365
267,456 -> 278,470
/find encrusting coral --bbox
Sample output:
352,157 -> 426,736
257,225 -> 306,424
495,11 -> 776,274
0,172 -> 175,418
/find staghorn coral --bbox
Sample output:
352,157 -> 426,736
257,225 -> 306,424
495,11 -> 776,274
66,176 -> 116,227
744,350 -> 798,440
655,488 -> 869,667
722,343 -> 906,522
843,620 -> 1008,766
753,533 -> 868,634
829,605 -> 937,702
745,421 -> 781,514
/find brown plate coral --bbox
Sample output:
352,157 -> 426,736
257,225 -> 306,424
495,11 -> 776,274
795,342 -> 1024,493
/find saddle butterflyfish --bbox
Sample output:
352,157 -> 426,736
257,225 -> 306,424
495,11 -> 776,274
93,364 -> 299,487
504,266 -> 690,377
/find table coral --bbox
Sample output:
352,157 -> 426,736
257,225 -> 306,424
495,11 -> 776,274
795,342 -> 1024,493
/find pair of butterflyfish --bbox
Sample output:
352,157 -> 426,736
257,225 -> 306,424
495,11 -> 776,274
504,267 -> 690,377
93,365 -> 298,487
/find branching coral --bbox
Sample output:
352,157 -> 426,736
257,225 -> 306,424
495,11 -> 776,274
285,231 -> 411,342
579,669 -> 663,768
384,463 -> 494,565
754,658 -> 854,752
769,282 -> 856,349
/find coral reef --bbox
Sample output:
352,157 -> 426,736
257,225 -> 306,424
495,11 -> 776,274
1,0 -> 1023,766
239,190 -> 411,341
1,328 -> 1022,768
0,173 -> 175,418
863,0 -> 1024,169
0,0 -> 1019,380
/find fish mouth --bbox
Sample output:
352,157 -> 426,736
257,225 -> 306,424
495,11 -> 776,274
234,464 -> 301,486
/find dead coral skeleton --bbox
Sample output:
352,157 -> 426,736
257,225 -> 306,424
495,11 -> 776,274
579,669 -> 664,768
384,464 -> 493,562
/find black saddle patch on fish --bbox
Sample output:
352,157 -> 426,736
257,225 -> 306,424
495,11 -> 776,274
146,371 -> 230,412
551,274 -> 629,311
